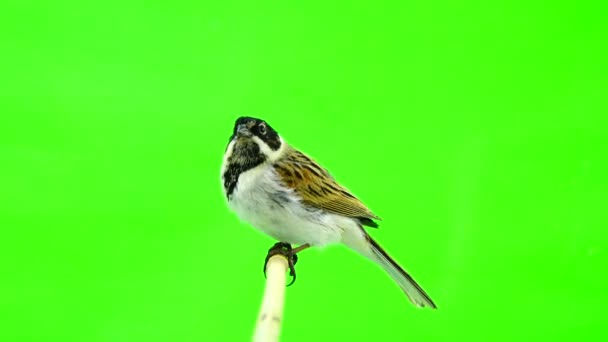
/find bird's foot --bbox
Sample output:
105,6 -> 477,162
263,242 -> 300,286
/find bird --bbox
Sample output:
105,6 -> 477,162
221,116 -> 437,309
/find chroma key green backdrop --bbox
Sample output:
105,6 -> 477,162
1,1 -> 606,341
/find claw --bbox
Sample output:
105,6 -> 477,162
263,242 -> 299,286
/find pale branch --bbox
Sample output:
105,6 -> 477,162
253,254 -> 289,342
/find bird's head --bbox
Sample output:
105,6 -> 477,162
228,116 -> 284,161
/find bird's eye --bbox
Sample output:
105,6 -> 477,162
258,123 -> 267,135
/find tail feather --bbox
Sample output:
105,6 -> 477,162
367,237 -> 437,309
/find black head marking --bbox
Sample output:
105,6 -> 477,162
223,116 -> 282,198
231,116 -> 281,151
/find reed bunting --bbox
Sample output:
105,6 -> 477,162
221,116 -> 436,308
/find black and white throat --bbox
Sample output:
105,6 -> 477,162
222,138 -> 267,198
221,117 -> 284,199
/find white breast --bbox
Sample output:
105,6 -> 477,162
226,164 -> 346,247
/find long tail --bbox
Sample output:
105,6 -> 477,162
367,236 -> 437,308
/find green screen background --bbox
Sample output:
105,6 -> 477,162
1,1 -> 606,341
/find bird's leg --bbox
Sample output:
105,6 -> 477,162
291,243 -> 311,254
263,242 -> 311,286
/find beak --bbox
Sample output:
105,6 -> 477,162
236,124 -> 252,137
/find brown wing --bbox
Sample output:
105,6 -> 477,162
274,148 -> 380,226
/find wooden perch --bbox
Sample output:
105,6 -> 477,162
253,254 -> 289,342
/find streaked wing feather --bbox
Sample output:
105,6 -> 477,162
274,148 -> 380,224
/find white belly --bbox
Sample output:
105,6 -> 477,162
227,165 -> 346,246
